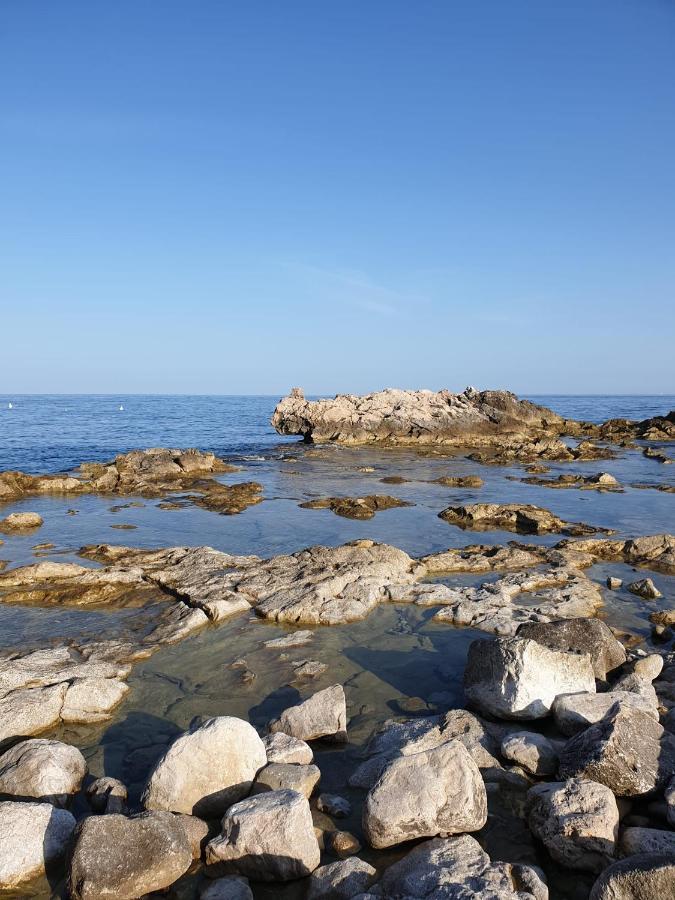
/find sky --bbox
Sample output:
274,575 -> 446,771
1,1 -> 674,395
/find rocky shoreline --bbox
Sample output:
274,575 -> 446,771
0,390 -> 673,898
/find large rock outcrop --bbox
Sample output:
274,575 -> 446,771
272,387 -> 564,445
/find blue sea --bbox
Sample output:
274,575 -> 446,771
1,393 -> 673,474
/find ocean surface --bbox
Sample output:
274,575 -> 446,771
1,393 -> 674,474
0,393 -> 673,899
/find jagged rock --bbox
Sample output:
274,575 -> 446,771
306,858 -> 377,899
362,739 -> 487,849
420,542 -> 546,574
589,853 -> 675,899
317,793 -> 351,818
558,705 -> 675,796
620,827 -> 675,856
518,472 -> 622,491
0,800 -> 76,888
627,578 -> 662,599
350,709 -> 502,790
86,776 -> 128,814
268,685 -> 347,742
0,511 -> 43,531
439,503 -> 610,536
142,716 -> 267,817
291,659 -> 327,679
299,494 -> 412,519
501,732 -> 558,776
526,779 -> 619,872
552,691 -> 659,736
516,618 -> 626,680
373,834 -> 549,899
0,738 -> 86,806
464,637 -> 596,719
200,876 -> 253,900
272,386 -> 564,445
559,534 -> 675,575
68,810 -> 192,900
251,762 -> 320,798
262,732 -> 313,764
205,789 -> 320,881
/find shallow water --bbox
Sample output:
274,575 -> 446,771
0,394 -> 674,899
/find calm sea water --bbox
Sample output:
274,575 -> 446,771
0,393 -> 673,474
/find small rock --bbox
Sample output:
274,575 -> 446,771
263,630 -> 314,649
552,690 -> 658,736
526,779 -> 619,872
142,716 -> 267,817
317,793 -> 351,818
627,578 -> 662,599
620,826 -> 675,856
501,731 -> 558,775
0,512 -> 43,531
0,738 -> 86,806
268,685 -> 348,742
632,654 -> 664,680
292,659 -> 327,679
307,857 -> 377,899
362,739 -> 487,849
68,810 -> 192,900
251,762 -> 320,798
205,788 -> 320,881
262,731 -> 313,765
0,800 -> 76,888
329,830 -> 361,858
200,876 -> 253,900
86,776 -> 128,814
606,577 -> 623,590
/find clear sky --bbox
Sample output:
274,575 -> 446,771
1,1 -> 674,395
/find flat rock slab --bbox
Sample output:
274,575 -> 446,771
552,691 -> 658,736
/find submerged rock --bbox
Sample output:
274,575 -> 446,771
464,636 -> 596,719
142,716 -> 267,817
526,779 -> 619,872
0,738 -> 86,806
299,494 -> 412,519
205,788 -> 320,881
68,810 -> 192,900
439,502 -> 611,536
362,739 -> 487,848
0,800 -> 76,889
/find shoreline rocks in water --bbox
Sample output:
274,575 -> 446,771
438,502 -> 613,536
272,386 -> 566,445
298,494 -> 413,519
0,447 -> 263,516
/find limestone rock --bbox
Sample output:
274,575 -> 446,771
558,705 -> 675,796
299,494 -> 412,519
0,511 -> 43,531
86,776 -> 128,814
374,834 -> 549,899
0,800 -> 76,889
0,738 -> 86,806
627,578 -> 662,599
552,691 -> 658,736
272,387 -> 564,445
620,826 -> 675,856
317,793 -> 351,818
251,762 -> 320,798
589,853 -> 675,900
142,716 -> 267,817
501,732 -> 558,776
464,637 -> 596,720
268,685 -> 347,742
516,618 -> 626,680
362,739 -> 487,849
262,731 -> 313,764
526,779 -> 619,872
307,857 -> 377,899
68,810 -> 192,900
439,503 -> 609,536
200,876 -> 253,899
205,788 -> 320,881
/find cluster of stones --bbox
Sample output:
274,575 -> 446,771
0,447 -> 263,515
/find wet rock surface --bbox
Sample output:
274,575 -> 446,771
299,494 -> 413,519
439,502 -> 612,536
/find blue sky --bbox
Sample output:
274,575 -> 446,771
1,1 -> 674,395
